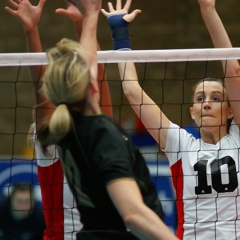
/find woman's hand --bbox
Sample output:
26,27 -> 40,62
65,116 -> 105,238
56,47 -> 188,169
101,0 -> 141,23
5,0 -> 46,31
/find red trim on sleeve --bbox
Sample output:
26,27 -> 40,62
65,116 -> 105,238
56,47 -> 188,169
38,160 -> 64,240
171,159 -> 184,240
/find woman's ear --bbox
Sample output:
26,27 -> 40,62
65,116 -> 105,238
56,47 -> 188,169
190,107 -> 195,120
228,108 -> 233,119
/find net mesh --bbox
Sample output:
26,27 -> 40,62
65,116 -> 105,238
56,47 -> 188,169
0,48 -> 239,233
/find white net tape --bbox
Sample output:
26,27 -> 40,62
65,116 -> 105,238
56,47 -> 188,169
1,48 -> 240,66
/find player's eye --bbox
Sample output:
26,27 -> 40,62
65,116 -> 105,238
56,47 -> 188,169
212,97 -> 221,102
196,96 -> 204,102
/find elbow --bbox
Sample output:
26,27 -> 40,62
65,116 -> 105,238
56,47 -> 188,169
225,65 -> 240,78
122,212 -> 138,230
122,87 -> 133,100
122,82 -> 142,105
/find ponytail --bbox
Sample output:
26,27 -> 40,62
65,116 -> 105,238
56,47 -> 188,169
37,38 -> 90,153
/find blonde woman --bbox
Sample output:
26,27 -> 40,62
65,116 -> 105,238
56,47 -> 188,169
37,0 -> 178,239
6,0 -> 111,239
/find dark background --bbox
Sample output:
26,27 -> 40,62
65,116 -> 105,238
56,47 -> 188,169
0,0 -> 239,156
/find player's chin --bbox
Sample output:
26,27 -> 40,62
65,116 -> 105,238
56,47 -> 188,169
198,119 -> 218,127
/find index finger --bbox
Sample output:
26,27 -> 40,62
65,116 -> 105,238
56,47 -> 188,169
101,8 -> 110,17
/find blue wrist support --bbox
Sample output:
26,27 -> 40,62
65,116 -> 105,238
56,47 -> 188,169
107,13 -> 131,50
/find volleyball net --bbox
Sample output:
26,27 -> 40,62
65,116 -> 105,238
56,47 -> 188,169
1,48 -> 240,66
0,48 -> 240,232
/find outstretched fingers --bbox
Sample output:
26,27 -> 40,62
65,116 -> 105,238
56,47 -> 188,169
7,0 -> 20,8
5,7 -> 17,17
101,0 -> 141,20
5,0 -> 19,12
101,0 -> 129,16
122,0 -> 132,12
5,0 -> 20,17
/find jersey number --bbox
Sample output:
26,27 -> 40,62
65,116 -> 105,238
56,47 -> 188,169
194,156 -> 238,194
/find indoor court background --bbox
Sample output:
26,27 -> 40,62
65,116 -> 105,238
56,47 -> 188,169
0,0 -> 239,232
0,0 -> 239,156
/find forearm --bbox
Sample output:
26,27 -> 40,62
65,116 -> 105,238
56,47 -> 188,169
25,27 -> 46,88
108,179 -> 177,240
199,3 -> 239,76
125,205 -> 178,240
79,13 -> 99,81
118,62 -> 137,82
80,14 -> 98,54
73,19 -> 83,40
72,13 -> 112,113
118,61 -> 169,146
25,26 -> 43,52
200,4 -> 231,48
199,2 -> 240,123
25,27 -> 54,125
118,62 -> 144,105
98,63 -> 113,117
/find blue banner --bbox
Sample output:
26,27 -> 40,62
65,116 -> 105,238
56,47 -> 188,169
0,158 -> 42,202
0,156 -> 177,231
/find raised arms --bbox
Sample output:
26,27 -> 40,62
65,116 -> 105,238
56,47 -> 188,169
69,0 -> 102,85
5,0 -> 53,128
101,1 -> 179,239
198,0 -> 240,125
6,0 -> 112,123
61,0 -> 113,116
101,0 -> 171,149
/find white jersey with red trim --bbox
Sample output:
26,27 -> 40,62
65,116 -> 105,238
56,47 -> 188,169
164,121 -> 240,240
35,141 -> 82,240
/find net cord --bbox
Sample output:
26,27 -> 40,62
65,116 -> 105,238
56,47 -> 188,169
1,48 -> 240,66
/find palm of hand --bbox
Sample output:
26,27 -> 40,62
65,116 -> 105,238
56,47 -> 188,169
16,2 -> 41,30
101,0 -> 141,23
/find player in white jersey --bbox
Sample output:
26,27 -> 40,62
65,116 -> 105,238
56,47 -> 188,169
5,0 -> 112,239
34,139 -> 81,239
166,120 -> 240,239
113,0 -> 240,239
5,1 -> 82,239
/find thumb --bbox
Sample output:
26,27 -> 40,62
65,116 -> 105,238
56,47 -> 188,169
123,9 -> 141,23
55,8 -> 68,16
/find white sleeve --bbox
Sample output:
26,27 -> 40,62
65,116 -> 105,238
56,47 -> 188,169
163,122 -> 195,166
